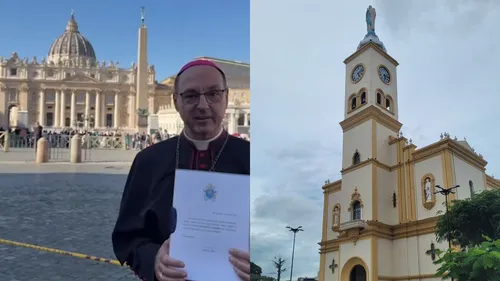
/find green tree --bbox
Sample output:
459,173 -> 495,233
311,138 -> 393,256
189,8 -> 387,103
251,262 -> 263,275
250,261 -> 276,281
435,189 -> 500,248
435,236 -> 500,281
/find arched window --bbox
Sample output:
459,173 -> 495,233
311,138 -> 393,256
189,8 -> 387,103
385,98 -> 391,110
469,180 -> 474,197
352,201 -> 362,220
376,92 -> 382,104
352,150 -> 360,165
360,92 -> 366,104
351,97 -> 357,110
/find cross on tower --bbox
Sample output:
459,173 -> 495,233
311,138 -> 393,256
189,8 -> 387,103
140,6 -> 145,24
329,258 -> 338,274
425,243 -> 437,261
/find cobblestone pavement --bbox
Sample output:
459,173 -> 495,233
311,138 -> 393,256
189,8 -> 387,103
0,148 -> 138,163
0,244 -> 137,281
0,163 -> 142,281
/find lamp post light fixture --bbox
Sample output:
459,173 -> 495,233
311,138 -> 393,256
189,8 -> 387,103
286,226 -> 304,281
435,184 -> 459,281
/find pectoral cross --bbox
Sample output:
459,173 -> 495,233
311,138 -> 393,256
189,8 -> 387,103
425,243 -> 437,261
329,258 -> 338,274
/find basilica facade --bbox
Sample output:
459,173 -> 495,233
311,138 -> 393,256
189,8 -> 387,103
0,12 -> 167,133
0,12 -> 250,135
317,6 -> 500,281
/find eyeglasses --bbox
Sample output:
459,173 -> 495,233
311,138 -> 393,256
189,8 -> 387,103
179,89 -> 227,105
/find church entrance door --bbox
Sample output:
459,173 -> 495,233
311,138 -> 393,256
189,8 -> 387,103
349,265 -> 366,281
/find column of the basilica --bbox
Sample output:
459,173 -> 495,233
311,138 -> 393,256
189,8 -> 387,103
114,92 -> 119,128
85,91 -> 90,127
39,89 -> 45,126
229,113 -> 237,134
54,90 -> 60,127
70,90 -> 76,128
95,91 -> 101,128
60,90 -> 66,127
0,85 -> 6,129
129,92 -> 136,130
244,113 -> 249,126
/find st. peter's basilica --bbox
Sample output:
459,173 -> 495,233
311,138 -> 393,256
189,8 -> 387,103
0,11 -> 250,135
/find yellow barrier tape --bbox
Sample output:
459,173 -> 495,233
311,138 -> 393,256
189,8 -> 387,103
0,238 -> 123,266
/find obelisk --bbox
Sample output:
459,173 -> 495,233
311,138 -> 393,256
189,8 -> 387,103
136,7 -> 149,133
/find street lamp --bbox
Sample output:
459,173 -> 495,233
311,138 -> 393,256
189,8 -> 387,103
286,226 -> 304,281
435,184 -> 459,281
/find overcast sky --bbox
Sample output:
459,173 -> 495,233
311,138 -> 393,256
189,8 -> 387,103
250,0 -> 500,278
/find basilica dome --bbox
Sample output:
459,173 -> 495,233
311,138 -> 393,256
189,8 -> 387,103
48,12 -> 96,63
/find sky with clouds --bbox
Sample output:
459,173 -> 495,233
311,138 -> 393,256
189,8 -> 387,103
250,0 -> 500,278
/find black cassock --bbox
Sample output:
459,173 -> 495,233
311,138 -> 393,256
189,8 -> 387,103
112,131 -> 249,280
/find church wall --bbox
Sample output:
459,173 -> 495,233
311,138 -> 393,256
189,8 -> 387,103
377,238 -> 393,276
377,167 -> 398,225
415,233 -> 447,277
342,120 -> 372,169
413,155 -> 446,220
486,177 -> 500,190
228,88 -> 251,105
391,236 -> 419,277
339,165 -> 373,221
452,154 -> 485,199
389,229 -> 448,279
323,251 -> 339,281
339,238 -> 371,278
375,122 -> 398,166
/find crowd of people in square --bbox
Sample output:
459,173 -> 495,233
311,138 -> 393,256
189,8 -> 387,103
0,125 -> 249,151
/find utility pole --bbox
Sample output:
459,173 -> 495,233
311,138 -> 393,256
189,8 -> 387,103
286,226 -> 304,281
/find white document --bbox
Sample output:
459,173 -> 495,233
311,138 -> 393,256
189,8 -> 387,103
169,169 -> 250,281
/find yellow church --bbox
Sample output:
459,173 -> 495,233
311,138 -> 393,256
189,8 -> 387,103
317,6 -> 500,281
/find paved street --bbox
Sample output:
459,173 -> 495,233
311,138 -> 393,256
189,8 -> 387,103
0,163 -> 142,281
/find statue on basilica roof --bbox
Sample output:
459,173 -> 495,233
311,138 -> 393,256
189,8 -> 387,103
366,5 -> 376,34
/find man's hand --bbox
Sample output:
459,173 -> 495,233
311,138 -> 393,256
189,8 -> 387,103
229,248 -> 250,281
154,239 -> 187,281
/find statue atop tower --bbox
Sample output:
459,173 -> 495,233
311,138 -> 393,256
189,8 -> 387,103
357,5 -> 386,52
366,5 -> 376,34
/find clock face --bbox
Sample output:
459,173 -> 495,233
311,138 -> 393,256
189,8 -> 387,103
351,64 -> 364,83
378,66 -> 391,84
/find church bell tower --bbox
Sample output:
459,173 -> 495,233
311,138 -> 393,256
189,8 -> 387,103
337,5 -> 405,238
339,6 -> 402,173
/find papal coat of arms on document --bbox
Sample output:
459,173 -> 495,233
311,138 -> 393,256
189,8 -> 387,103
204,184 -> 217,202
